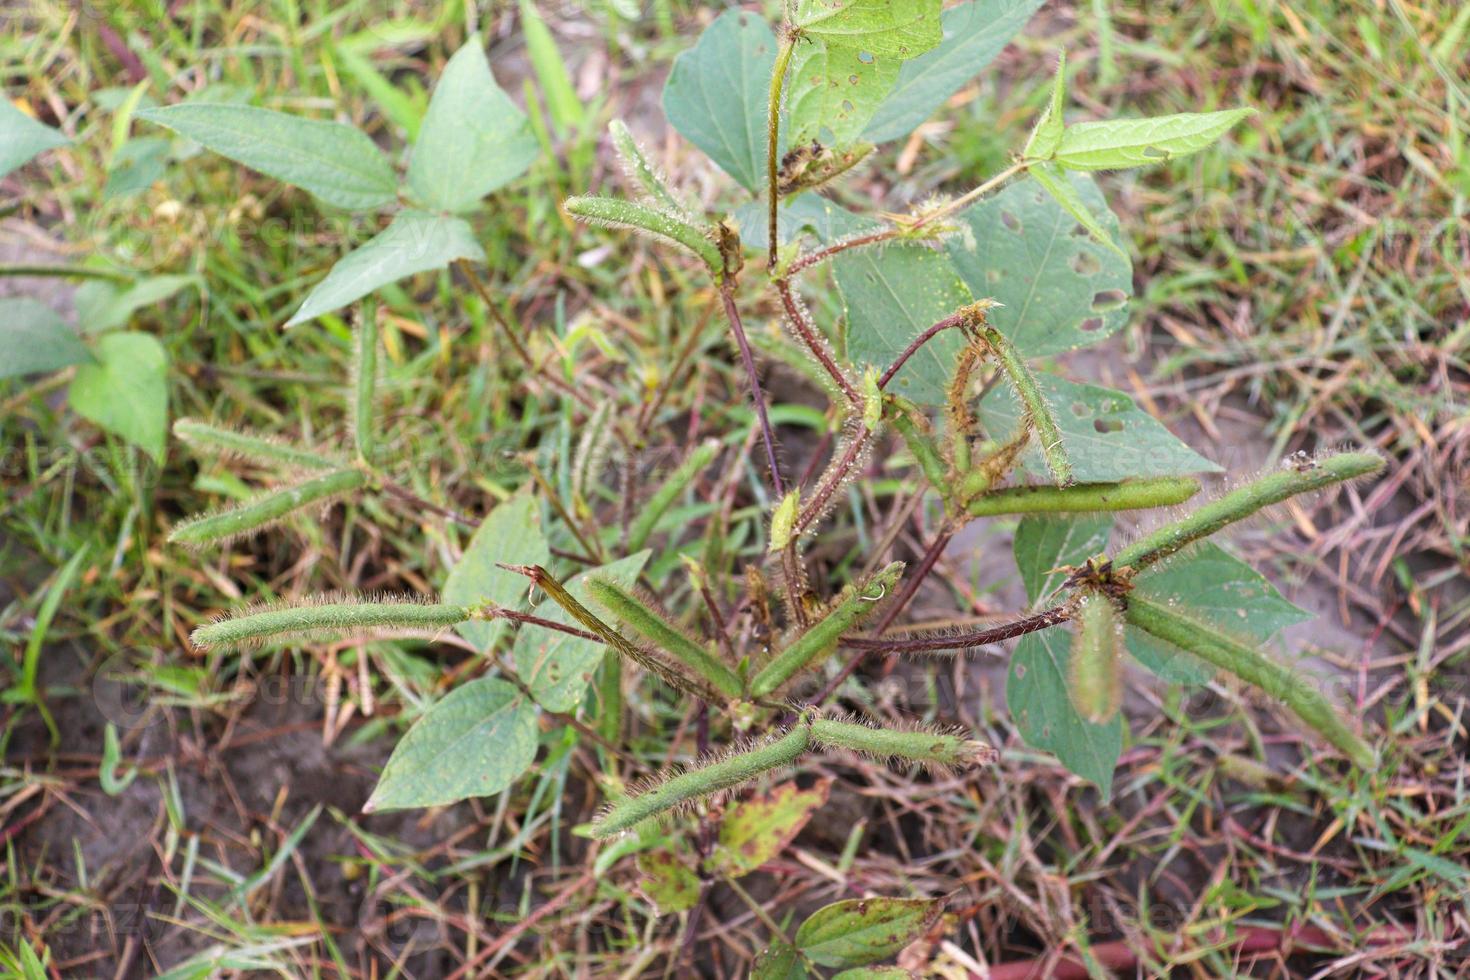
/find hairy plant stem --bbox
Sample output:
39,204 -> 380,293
0,263 -> 135,283
766,28 -> 797,269
911,161 -> 1028,233
795,424 -> 871,534
775,277 -> 860,407
879,309 -> 975,389
719,283 -> 785,496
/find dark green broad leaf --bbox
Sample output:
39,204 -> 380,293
287,210 -> 485,326
139,104 -> 397,211
1013,514 -> 1111,605
366,676 -> 537,811
834,244 -> 973,402
515,551 -> 649,712
1125,542 -> 1311,684
733,194 -> 877,252
713,779 -> 831,877
0,97 -> 68,179
68,332 -> 168,463
864,0 -> 1045,143
442,492 -> 550,653
662,10 -> 781,192
406,34 -> 538,213
752,941 -> 808,980
1010,628 -> 1123,793
795,896 -> 940,968
946,171 -> 1131,356
0,298 -> 92,378
978,374 -> 1219,482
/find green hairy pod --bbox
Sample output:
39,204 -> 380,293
810,716 -> 994,769
192,597 -> 469,650
749,562 -> 905,697
982,326 -> 1073,486
627,439 -> 720,551
585,577 -> 743,699
607,119 -> 691,218
1113,451 -> 1384,571
965,477 -> 1200,518
1125,595 -> 1376,769
172,418 -> 338,470
168,467 -> 367,546
592,725 -> 811,837
564,195 -> 724,279
1069,593 -> 1123,723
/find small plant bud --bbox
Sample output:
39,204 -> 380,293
769,489 -> 801,553
1069,593 -> 1122,723
861,367 -> 883,429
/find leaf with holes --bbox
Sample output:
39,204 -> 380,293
713,778 -> 831,877
366,677 -> 537,811
1013,514 -> 1111,606
786,37 -> 903,147
834,244 -> 974,403
1009,628 -> 1123,793
1055,108 -> 1255,171
864,0 -> 1045,143
946,171 -> 1131,355
442,492 -> 550,654
795,896 -> 941,968
793,0 -> 943,58
662,10 -> 780,192
1125,542 -> 1310,684
978,374 -> 1219,482
515,552 -> 650,712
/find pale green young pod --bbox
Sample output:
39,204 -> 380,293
627,439 -> 720,551
861,366 -> 883,430
964,477 -> 1200,518
888,397 -> 950,496
749,562 -> 905,697
353,300 -> 378,464
1112,451 -> 1384,572
564,195 -> 724,278
1068,593 -> 1122,723
607,119 -> 691,218
982,326 -> 1073,485
168,467 -> 367,546
591,725 -> 811,837
191,598 -> 469,650
810,717 -> 994,769
585,577 -> 743,699
172,418 -> 338,470
768,489 -> 800,553
1125,595 -> 1376,770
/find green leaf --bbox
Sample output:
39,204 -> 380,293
832,969 -> 913,980
0,97 -> 68,179
138,104 -> 397,210
793,0 -> 943,57
1021,52 -> 1066,160
1009,629 -> 1123,793
1027,163 -> 1125,257
1013,514 -> 1111,606
1125,542 -> 1310,685
407,34 -> 538,212
795,896 -> 940,968
0,298 -> 92,378
946,171 -> 1131,355
68,332 -> 168,463
733,194 -> 877,252
75,274 -> 202,334
752,941 -> 808,980
978,374 -> 1220,482
287,210 -> 485,326
515,551 -> 649,712
713,778 -> 831,877
787,38 -> 901,147
635,847 -> 701,914
366,677 -> 537,811
442,492 -> 550,653
1054,108 -> 1255,171
661,10 -> 780,192
834,244 -> 973,403
864,0 -> 1045,143
103,136 -> 170,199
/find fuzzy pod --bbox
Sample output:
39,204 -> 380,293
888,398 -> 951,496
749,561 -> 905,697
585,577 -> 743,699
1068,594 -> 1123,723
982,326 -> 1073,486
607,119 -> 691,218
591,725 -> 811,837
965,477 -> 1200,518
168,467 -> 368,546
627,439 -> 720,551
810,717 -> 993,769
191,598 -> 469,650
1113,451 -> 1384,572
1125,595 -> 1376,770
172,418 -> 338,470
564,195 -> 723,278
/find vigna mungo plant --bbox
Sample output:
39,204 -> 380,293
165,2 -> 1383,968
